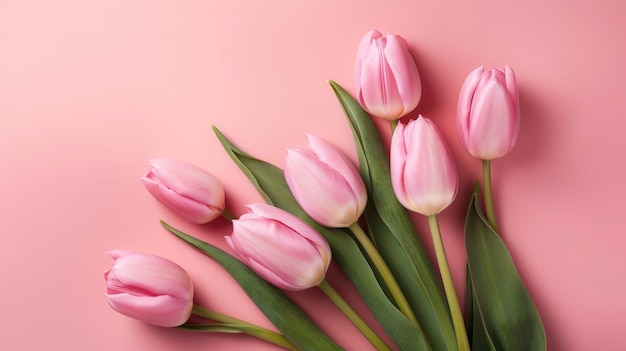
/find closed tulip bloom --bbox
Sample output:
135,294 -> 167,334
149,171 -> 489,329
284,134 -> 366,228
457,65 -> 520,160
390,116 -> 458,216
226,204 -> 332,291
355,29 -> 422,120
141,159 -> 225,224
104,250 -> 194,327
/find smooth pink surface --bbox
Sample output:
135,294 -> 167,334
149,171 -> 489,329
228,204 -> 331,291
355,29 -> 422,120
104,250 -> 194,327
285,134 -> 367,228
141,158 -> 225,224
1,1 -> 625,350
457,65 -> 520,160
391,116 -> 459,216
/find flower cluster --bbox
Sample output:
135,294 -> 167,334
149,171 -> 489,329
105,29 -> 543,351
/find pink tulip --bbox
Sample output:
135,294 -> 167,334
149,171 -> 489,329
284,134 -> 367,228
226,204 -> 332,291
355,29 -> 422,120
457,65 -> 520,160
390,116 -> 458,216
141,158 -> 225,224
104,250 -> 194,327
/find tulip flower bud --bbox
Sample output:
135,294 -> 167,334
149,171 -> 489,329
226,204 -> 332,291
104,250 -> 194,327
141,158 -> 225,224
355,29 -> 422,120
284,134 -> 367,228
457,65 -> 520,160
390,116 -> 458,216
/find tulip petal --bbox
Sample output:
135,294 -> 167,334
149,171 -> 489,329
305,134 -> 367,215
355,30 -> 422,120
355,29 -> 383,87
457,66 -> 484,147
105,293 -> 191,327
141,159 -> 225,223
106,251 -> 193,299
141,176 -> 221,223
383,34 -> 421,113
148,159 -> 225,208
359,41 -> 405,119
229,216 -> 329,291
468,80 -> 517,159
245,204 -> 331,254
285,149 -> 361,227
104,251 -> 193,327
389,122 -> 413,210
391,117 -> 458,216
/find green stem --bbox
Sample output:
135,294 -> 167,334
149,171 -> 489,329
318,279 -> 392,351
427,215 -> 470,351
348,223 -> 421,329
191,305 -> 297,351
482,159 -> 499,233
390,119 -> 399,134
221,208 -> 235,222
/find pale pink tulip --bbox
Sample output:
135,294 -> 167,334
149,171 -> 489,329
226,204 -> 331,291
141,159 -> 225,224
457,65 -> 520,160
355,29 -> 422,120
390,116 -> 458,216
104,250 -> 194,327
284,135 -> 366,228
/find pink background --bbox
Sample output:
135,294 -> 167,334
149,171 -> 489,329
1,1 -> 625,350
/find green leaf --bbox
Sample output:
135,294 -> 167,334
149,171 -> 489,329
162,222 -> 343,351
466,272 -> 497,351
465,185 -> 546,351
329,81 -> 457,351
213,127 -> 430,351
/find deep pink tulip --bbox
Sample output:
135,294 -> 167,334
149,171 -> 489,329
226,204 -> 332,291
284,134 -> 366,228
141,159 -> 225,224
355,29 -> 422,120
457,65 -> 520,160
104,250 -> 194,327
390,116 -> 458,216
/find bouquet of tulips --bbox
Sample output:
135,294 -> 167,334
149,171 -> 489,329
104,29 -> 546,351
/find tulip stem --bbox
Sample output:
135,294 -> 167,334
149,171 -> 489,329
482,159 -> 499,233
390,120 -> 399,133
427,215 -> 470,351
191,305 -> 297,350
318,279 -> 392,351
221,208 -> 235,222
348,223 -> 421,329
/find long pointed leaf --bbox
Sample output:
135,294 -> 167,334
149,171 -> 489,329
213,127 -> 430,351
465,186 -> 546,351
466,271 -> 497,351
162,222 -> 343,351
329,81 -> 457,351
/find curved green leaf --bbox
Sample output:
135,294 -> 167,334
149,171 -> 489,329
465,186 -> 546,351
329,81 -> 456,351
162,222 -> 343,351
213,127 -> 430,351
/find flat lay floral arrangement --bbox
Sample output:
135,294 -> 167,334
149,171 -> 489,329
104,29 -> 546,350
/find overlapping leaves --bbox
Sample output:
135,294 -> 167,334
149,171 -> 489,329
163,81 -> 545,351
